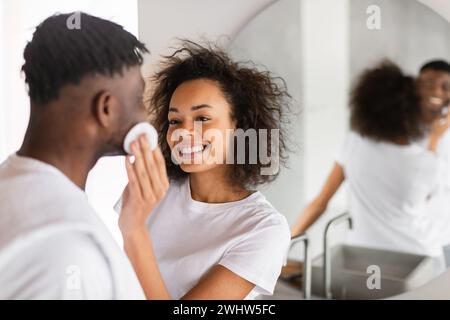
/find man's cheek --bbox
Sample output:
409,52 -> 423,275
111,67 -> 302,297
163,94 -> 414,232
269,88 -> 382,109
135,104 -> 147,122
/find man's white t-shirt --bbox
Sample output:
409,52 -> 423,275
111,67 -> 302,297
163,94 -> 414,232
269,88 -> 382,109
423,129 -> 450,246
0,154 -> 145,299
145,178 -> 291,300
337,131 -> 443,257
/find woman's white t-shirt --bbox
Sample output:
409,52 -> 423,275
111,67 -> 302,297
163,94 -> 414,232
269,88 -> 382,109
337,131 -> 443,257
145,178 -> 291,300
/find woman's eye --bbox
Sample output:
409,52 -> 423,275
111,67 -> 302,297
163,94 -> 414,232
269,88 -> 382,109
168,119 -> 180,125
196,116 -> 210,122
443,83 -> 450,92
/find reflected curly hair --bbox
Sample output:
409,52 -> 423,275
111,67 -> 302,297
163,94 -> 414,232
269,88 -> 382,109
149,40 -> 292,189
350,60 -> 424,143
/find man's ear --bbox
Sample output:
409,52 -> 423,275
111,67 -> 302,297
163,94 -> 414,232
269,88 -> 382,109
93,90 -> 116,128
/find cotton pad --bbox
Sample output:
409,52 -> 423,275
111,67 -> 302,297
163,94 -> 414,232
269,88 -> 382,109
123,122 -> 158,154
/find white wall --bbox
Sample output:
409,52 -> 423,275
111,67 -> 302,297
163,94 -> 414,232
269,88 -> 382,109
137,0 -> 276,76
0,0 -> 139,161
418,0 -> 450,23
301,0 -> 350,206
0,1 -> 6,158
229,0 -> 304,225
300,0 -> 350,256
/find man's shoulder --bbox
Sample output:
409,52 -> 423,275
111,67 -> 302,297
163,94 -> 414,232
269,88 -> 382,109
0,230 -> 114,299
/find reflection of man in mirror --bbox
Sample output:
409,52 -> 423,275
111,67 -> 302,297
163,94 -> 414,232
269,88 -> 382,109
418,60 -> 450,124
418,60 -> 450,268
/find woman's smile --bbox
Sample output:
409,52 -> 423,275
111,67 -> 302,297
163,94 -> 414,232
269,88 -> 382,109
176,141 -> 212,162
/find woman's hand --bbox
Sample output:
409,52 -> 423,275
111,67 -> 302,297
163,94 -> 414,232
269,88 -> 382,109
428,110 -> 450,152
119,134 -> 169,236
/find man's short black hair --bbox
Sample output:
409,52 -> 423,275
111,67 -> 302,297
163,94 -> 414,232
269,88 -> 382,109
22,12 -> 149,105
420,59 -> 450,74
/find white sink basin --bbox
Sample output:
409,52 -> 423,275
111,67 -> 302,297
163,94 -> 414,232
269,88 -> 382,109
311,245 -> 437,299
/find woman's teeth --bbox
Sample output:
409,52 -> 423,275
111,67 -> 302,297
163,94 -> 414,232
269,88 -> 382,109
429,97 -> 443,105
179,144 -> 209,155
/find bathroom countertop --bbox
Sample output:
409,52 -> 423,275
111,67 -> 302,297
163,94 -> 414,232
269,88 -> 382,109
390,269 -> 450,300
261,269 -> 450,300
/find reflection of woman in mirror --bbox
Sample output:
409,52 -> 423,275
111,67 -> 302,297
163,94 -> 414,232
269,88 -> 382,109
291,61 -> 448,273
417,60 -> 450,267
118,41 -> 292,299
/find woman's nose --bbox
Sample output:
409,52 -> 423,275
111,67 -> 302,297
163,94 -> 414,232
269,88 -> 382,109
180,121 -> 193,133
180,121 -> 203,141
181,121 -> 203,134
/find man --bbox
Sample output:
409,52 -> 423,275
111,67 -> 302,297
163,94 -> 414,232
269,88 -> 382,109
418,60 -> 450,124
418,60 -> 450,267
0,12 -> 149,299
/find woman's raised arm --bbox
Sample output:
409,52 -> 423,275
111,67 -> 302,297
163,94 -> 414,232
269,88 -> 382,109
290,162 -> 345,237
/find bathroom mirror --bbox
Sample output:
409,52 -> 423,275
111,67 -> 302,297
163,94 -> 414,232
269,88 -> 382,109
229,0 -> 450,299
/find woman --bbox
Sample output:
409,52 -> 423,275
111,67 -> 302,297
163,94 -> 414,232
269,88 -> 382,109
291,61 -> 448,262
118,41 -> 292,299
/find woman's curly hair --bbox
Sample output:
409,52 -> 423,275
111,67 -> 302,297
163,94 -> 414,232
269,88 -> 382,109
350,60 -> 425,143
149,40 -> 292,189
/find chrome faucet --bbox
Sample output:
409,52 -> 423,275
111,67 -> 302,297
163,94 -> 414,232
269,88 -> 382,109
323,212 -> 352,299
290,233 -> 311,300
